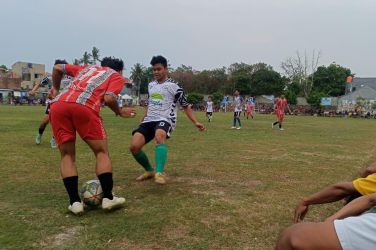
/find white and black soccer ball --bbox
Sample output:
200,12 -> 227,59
80,180 -> 103,206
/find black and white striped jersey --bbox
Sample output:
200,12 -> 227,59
143,78 -> 189,130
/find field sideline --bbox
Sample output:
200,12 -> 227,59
1,105 -> 376,249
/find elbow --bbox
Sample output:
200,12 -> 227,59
333,182 -> 354,195
104,94 -> 115,104
368,194 -> 376,206
53,64 -> 64,73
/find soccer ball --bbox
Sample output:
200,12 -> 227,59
80,180 -> 103,206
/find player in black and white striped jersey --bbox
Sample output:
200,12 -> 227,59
29,59 -> 72,148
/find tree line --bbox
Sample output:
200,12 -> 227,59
70,47 -> 355,107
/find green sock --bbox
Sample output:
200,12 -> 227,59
133,150 -> 154,172
155,144 -> 167,173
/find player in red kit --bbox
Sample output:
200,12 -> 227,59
272,95 -> 291,131
49,57 -> 136,215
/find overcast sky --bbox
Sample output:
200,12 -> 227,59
1,0 -> 375,77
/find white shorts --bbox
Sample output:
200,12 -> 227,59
334,212 -> 376,250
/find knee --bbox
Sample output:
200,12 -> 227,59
154,134 -> 166,144
129,143 -> 141,154
277,226 -> 304,250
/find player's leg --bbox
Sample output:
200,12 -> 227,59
50,102 -> 83,215
236,112 -> 242,129
85,139 -> 125,210
154,122 -> 169,184
276,222 -> 342,250
232,112 -> 237,128
273,112 -> 279,128
130,124 -> 155,181
279,114 -> 285,130
35,114 -> 50,144
59,141 -> 83,215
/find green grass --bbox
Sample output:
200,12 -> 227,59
1,105 -> 376,249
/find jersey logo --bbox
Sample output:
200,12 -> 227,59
151,93 -> 164,100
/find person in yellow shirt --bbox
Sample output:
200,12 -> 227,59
294,163 -> 376,223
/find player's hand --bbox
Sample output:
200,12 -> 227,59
195,122 -> 206,132
28,91 -> 35,96
119,107 -> 136,118
294,201 -> 309,223
48,87 -> 59,99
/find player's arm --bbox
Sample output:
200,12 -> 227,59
184,105 -> 205,131
105,74 -> 135,118
28,82 -> 41,96
326,193 -> 376,221
51,65 -> 65,98
176,87 -> 205,131
294,182 -> 356,223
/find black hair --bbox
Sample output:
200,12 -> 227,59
150,55 -> 168,68
54,59 -> 68,65
101,57 -> 124,72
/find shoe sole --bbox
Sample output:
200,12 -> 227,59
155,179 -> 166,185
136,175 -> 155,182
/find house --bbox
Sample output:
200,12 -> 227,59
11,61 -> 45,90
339,77 -> 376,111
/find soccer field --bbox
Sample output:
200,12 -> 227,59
1,105 -> 376,250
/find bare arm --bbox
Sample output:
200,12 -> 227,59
104,95 -> 135,118
294,182 -> 356,223
184,105 -> 205,131
29,82 -> 41,95
360,162 -> 376,178
326,193 -> 376,221
50,64 -> 64,98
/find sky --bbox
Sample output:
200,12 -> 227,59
1,0 -> 376,77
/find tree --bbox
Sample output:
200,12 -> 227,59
80,51 -> 92,65
312,63 -> 353,96
212,92 -> 224,105
187,92 -> 204,105
250,68 -> 285,96
91,47 -> 100,64
307,90 -> 325,109
285,81 -> 301,105
281,50 -> 321,97
130,63 -> 145,98
73,59 -> 81,65
0,65 -> 8,70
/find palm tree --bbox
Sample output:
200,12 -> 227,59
80,51 -> 92,65
73,59 -> 81,65
130,63 -> 145,102
92,47 -> 100,64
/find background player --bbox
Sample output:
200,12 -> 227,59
205,96 -> 214,122
245,97 -> 255,119
231,90 -> 243,129
29,59 -> 72,148
49,57 -> 135,215
129,55 -> 205,185
272,95 -> 291,131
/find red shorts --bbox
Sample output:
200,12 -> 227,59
276,110 -> 285,119
49,102 -> 106,145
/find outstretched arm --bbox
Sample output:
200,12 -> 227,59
294,182 -> 356,223
326,193 -> 376,221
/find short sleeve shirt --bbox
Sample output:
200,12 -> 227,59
52,64 -> 125,113
143,78 -> 189,130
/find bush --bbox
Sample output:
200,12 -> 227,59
187,92 -> 204,105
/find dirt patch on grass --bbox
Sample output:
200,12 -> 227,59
171,176 -> 216,185
39,226 -> 82,249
